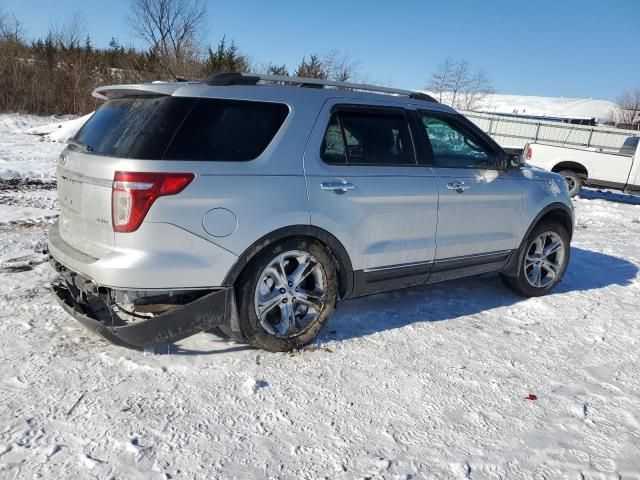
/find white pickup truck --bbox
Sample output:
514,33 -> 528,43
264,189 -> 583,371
524,136 -> 640,197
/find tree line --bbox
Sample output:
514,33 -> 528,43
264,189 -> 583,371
0,1 -> 368,116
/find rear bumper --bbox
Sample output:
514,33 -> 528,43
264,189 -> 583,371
50,259 -> 239,349
47,220 -> 238,290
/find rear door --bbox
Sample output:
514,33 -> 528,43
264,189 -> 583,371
305,100 -> 439,294
415,111 -> 523,262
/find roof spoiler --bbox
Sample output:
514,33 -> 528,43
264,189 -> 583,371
92,82 -> 189,100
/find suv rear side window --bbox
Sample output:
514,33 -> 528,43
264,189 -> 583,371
165,99 -> 289,161
73,97 -> 289,161
418,113 -> 497,169
321,108 -> 416,166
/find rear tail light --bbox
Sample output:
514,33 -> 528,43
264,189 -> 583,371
112,172 -> 194,233
524,144 -> 533,161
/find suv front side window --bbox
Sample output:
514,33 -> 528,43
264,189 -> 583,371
321,108 -> 416,166
418,113 -> 497,169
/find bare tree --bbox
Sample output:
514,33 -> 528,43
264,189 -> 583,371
448,60 -> 472,108
0,8 -> 25,42
427,57 -> 455,103
613,87 -> 640,130
49,12 -> 85,49
127,0 -> 206,77
460,69 -> 494,111
322,50 -> 360,82
427,58 -> 493,110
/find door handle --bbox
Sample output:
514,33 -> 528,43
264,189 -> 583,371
446,181 -> 470,192
321,180 -> 355,193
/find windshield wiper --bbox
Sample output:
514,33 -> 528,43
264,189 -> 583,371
66,138 -> 94,152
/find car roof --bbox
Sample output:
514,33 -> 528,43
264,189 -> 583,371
93,74 -> 458,115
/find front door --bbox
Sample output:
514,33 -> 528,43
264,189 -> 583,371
415,111 -> 523,262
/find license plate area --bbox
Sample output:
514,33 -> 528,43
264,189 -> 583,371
58,173 -> 82,215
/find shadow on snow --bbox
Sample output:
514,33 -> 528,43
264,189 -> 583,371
578,188 -> 640,205
178,246 -> 636,353
320,246 -> 638,343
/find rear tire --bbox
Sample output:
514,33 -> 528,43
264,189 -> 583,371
500,221 -> 570,297
235,238 -> 338,352
558,170 -> 583,197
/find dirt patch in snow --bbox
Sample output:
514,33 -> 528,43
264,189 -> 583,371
0,178 -> 56,192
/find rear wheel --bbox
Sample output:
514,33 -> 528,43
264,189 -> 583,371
501,222 -> 570,297
558,170 -> 583,197
236,238 -> 337,352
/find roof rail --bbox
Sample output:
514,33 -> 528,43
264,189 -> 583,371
203,72 -> 437,102
205,72 -> 261,86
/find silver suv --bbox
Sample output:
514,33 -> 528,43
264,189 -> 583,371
49,73 -> 574,352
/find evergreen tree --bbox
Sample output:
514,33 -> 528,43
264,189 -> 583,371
83,35 -> 92,54
204,36 -> 249,75
295,54 -> 326,79
267,64 -> 288,76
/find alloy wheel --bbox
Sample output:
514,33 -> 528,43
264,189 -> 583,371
524,231 -> 566,288
254,250 -> 327,338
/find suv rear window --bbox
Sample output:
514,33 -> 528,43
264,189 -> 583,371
74,96 -> 195,159
73,97 -> 289,161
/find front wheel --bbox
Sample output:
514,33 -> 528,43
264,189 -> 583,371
501,222 -> 570,297
236,238 -> 338,352
558,170 -> 583,197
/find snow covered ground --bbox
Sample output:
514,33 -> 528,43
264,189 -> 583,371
0,114 -> 639,479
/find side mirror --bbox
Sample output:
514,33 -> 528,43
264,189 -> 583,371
501,153 -> 523,170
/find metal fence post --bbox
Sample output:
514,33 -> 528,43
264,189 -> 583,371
534,122 -> 541,142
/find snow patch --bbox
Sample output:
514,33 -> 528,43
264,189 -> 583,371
25,113 -> 92,143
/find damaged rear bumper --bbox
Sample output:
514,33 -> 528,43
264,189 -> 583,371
50,258 -> 239,350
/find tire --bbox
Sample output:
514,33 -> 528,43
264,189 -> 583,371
558,170 -> 583,197
500,221 -> 570,297
235,238 -> 338,352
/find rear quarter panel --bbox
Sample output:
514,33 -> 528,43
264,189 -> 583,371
141,89 -> 325,258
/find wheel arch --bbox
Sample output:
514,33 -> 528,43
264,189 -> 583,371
503,203 -> 574,277
552,161 -> 589,179
222,225 -> 354,299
